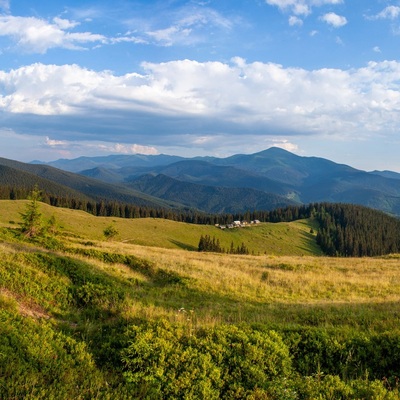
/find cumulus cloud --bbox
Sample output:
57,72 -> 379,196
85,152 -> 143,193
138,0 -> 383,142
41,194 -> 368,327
0,15 -> 106,53
265,0 -> 343,16
0,59 -> 400,155
373,6 -> 400,20
289,16 -> 303,26
320,12 -> 347,27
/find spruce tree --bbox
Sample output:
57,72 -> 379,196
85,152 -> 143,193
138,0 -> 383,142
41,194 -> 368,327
20,185 -> 43,238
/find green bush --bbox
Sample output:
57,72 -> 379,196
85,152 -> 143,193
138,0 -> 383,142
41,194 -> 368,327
76,281 -> 124,309
284,327 -> 400,386
121,320 -> 293,399
295,374 -> 398,399
0,310 -> 106,399
0,254 -> 72,313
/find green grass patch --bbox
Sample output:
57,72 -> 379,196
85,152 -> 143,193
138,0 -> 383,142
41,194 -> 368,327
0,200 -> 322,256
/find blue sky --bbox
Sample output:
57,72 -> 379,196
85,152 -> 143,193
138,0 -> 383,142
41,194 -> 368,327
1,0 -> 400,171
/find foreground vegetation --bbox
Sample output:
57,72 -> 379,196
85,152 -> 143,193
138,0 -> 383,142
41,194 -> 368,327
1,199 -> 400,398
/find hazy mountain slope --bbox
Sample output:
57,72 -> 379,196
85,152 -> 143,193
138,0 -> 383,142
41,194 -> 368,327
153,160 -> 291,194
0,164 -> 92,201
79,165 -> 157,183
129,173 -> 297,213
370,170 -> 400,180
0,157 -> 182,209
79,167 -> 124,183
38,153 -> 185,173
299,170 -> 400,213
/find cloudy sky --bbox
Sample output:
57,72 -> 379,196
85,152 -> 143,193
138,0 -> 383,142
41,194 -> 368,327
0,0 -> 400,171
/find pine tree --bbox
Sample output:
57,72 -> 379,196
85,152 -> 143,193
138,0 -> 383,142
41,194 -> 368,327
20,185 -> 43,238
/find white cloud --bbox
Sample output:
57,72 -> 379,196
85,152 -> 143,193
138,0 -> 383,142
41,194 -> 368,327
373,46 -> 381,53
269,139 -> 299,152
265,0 -> 343,16
374,6 -> 400,20
143,6 -> 233,46
112,143 -> 158,155
146,26 -> 192,47
110,35 -> 147,45
0,15 -> 106,53
44,136 -> 159,159
52,17 -> 80,30
289,16 -> 303,26
320,12 -> 347,28
0,59 -> 400,156
46,136 -> 68,146
0,4 -> 233,53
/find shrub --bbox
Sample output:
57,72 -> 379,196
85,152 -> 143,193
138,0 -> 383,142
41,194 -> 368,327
121,320 -> 293,399
0,309 -> 106,399
104,224 -> 118,240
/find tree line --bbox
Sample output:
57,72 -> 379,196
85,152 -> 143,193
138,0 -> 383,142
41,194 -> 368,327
198,234 -> 249,255
0,185 -> 314,224
315,203 -> 400,257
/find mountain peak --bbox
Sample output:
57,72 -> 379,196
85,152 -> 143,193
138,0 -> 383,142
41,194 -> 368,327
257,147 -> 296,157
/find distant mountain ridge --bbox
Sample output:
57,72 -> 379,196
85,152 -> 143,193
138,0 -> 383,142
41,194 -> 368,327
34,147 -> 400,216
129,173 -> 296,214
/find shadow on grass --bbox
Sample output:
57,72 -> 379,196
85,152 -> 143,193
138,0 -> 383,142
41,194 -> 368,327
169,239 -> 197,251
296,229 -> 323,255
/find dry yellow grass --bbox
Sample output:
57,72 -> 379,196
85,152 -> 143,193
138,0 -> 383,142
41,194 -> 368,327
88,240 -> 400,329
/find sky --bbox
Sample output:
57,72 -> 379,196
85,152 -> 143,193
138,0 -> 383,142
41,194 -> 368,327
0,0 -> 400,171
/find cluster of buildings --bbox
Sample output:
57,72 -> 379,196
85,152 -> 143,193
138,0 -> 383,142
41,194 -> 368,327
215,220 -> 261,230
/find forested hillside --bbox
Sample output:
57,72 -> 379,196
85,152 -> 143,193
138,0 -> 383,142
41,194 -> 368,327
129,173 -> 295,213
315,203 -> 400,256
0,157 -> 182,210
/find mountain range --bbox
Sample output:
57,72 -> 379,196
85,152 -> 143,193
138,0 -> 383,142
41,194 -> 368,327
2,147 -> 399,216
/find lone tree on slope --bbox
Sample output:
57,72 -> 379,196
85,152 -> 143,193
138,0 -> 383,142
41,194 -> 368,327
20,185 -> 43,238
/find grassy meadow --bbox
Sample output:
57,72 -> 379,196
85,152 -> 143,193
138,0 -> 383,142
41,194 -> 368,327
0,200 -> 322,255
1,199 -> 400,398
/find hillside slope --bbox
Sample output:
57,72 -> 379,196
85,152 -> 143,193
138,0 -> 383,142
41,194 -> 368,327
0,157 -> 182,209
